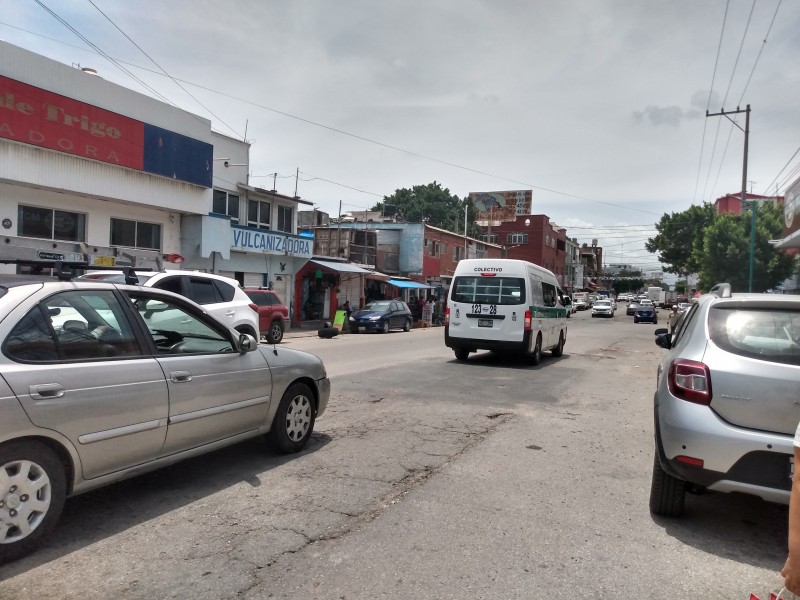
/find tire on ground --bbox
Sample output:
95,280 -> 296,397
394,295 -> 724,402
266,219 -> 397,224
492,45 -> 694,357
0,441 -> 67,563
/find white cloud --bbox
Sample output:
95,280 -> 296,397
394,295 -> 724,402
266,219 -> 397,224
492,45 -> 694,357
1,0 -> 798,271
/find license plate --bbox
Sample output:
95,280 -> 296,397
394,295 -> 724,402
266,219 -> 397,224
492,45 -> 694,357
359,327 -> 366,332
478,319 -> 493,328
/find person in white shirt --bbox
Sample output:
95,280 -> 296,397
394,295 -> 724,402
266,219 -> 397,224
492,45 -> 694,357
782,423 -> 800,594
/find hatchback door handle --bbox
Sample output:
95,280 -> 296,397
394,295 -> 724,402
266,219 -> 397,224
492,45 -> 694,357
29,383 -> 65,399
170,371 -> 193,383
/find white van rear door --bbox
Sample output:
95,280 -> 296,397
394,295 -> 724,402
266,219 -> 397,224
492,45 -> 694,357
449,273 -> 526,342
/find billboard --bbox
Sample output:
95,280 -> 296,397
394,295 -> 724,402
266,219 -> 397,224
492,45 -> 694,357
469,190 -> 532,224
0,75 -> 212,188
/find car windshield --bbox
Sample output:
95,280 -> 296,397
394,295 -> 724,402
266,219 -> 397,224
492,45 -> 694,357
709,306 -> 800,365
365,301 -> 391,311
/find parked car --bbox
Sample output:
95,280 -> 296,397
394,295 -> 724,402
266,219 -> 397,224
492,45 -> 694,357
79,270 -> 259,339
244,288 -> 290,344
626,301 -> 641,316
677,302 -> 692,314
591,299 -> 615,318
0,273 -> 330,562
650,283 -> 800,517
349,300 -> 412,333
633,305 -> 658,324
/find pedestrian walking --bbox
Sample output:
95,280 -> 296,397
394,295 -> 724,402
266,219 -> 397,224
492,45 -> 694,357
667,305 -> 680,334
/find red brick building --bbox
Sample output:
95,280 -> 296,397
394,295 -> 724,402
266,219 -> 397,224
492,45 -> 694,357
422,224 -> 503,288
478,215 -> 569,288
714,192 -> 782,215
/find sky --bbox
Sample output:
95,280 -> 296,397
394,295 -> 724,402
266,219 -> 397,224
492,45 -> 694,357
2,0 -> 799,275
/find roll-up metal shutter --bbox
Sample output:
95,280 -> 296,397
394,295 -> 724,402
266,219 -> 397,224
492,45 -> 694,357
338,274 -> 362,306
244,273 -> 265,288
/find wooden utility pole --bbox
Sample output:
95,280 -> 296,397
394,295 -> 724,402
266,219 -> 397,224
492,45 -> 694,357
706,104 -> 754,291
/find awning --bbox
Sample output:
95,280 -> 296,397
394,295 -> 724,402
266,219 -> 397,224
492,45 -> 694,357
310,259 -> 373,274
387,279 -> 433,289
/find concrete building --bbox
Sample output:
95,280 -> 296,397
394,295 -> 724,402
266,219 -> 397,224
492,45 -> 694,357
0,42 -> 311,313
479,214 -> 571,289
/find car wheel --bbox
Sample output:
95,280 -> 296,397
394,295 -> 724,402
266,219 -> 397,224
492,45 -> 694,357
0,441 -> 67,563
552,333 -> 564,357
402,319 -> 411,332
529,334 -> 542,366
266,320 -> 284,344
267,383 -> 316,454
380,320 -> 389,334
649,451 -> 686,517
454,348 -> 470,361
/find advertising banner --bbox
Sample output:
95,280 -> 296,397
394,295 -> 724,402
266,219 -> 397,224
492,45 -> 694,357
0,75 -> 212,188
469,190 -> 532,224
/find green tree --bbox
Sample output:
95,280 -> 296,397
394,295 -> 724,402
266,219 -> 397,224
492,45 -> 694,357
645,203 -> 716,277
372,182 -> 480,236
697,203 -> 795,292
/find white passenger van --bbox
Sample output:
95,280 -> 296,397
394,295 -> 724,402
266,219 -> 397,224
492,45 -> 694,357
444,259 -> 569,363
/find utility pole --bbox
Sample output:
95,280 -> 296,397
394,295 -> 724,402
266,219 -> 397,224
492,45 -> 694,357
706,104 -> 754,291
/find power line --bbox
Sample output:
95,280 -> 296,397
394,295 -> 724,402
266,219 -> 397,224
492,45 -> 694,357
0,19 -> 660,216
86,0 -> 243,139
694,0 -> 729,203
31,0 -> 176,107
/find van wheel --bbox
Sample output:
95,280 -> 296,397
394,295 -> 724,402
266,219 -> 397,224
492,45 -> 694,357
454,348 -> 469,361
649,451 -> 686,517
552,333 -> 564,357
529,334 -> 542,365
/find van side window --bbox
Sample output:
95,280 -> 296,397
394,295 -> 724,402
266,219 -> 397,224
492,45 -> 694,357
542,283 -> 557,307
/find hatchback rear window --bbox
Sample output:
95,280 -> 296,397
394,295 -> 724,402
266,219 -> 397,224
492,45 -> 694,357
708,306 -> 800,365
452,276 -> 525,305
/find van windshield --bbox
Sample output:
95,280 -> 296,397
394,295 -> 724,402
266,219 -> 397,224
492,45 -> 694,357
451,276 -> 526,305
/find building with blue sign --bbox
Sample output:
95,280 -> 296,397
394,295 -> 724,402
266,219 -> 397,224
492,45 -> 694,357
0,41 -> 312,313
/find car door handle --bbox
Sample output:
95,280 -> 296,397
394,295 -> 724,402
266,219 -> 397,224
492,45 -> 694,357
170,371 -> 193,383
29,383 -> 65,399
225,310 -> 236,317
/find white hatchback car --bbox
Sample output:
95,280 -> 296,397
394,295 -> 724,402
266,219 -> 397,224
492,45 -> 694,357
79,270 -> 259,339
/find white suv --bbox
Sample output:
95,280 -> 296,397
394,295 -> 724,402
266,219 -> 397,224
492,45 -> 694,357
80,270 -> 259,339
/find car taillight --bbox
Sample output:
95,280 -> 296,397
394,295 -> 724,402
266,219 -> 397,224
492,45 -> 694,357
524,309 -> 532,331
668,359 -> 712,405
445,306 -> 450,325
248,303 -> 258,313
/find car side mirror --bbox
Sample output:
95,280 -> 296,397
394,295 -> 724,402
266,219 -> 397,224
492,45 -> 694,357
238,333 -> 258,354
654,332 -> 672,350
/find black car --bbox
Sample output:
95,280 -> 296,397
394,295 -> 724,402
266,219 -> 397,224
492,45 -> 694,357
349,300 -> 413,333
633,305 -> 658,324
626,301 -> 641,316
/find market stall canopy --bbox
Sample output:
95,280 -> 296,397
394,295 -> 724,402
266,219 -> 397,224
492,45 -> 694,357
387,279 -> 433,289
309,259 -> 373,274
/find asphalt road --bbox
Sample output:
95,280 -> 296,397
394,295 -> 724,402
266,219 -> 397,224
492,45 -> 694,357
0,307 -> 790,599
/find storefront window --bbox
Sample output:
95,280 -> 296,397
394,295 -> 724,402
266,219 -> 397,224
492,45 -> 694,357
18,205 -> 86,242
110,218 -> 162,250
212,190 -> 240,224
248,200 -> 270,229
277,205 -> 293,233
